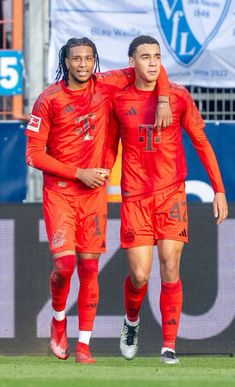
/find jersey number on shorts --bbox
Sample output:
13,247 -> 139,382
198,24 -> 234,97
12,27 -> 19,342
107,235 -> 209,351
169,201 -> 187,222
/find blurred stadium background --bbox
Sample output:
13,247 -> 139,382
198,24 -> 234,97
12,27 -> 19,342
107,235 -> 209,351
0,0 -> 234,356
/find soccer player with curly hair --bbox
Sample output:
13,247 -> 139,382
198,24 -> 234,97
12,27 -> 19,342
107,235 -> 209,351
25,37 -> 171,363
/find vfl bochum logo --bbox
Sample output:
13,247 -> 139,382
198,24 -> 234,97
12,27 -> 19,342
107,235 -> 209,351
154,0 -> 231,66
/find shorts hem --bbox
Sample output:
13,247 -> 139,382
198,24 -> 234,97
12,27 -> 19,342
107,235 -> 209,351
121,236 -> 188,248
157,235 -> 188,244
76,249 -> 106,254
121,242 -> 154,249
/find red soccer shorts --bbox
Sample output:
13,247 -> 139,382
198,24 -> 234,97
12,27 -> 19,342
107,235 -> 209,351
43,187 -> 107,255
120,182 -> 188,248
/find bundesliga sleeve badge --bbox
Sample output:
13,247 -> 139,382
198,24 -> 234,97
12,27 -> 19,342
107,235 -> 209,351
27,114 -> 42,132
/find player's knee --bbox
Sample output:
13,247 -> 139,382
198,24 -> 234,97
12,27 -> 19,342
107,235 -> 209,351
77,259 -> 99,278
161,259 -> 179,281
52,255 -> 76,285
165,262 -> 178,277
131,270 -> 149,287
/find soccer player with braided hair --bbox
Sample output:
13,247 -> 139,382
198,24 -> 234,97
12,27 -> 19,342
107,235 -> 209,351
25,36 -> 171,363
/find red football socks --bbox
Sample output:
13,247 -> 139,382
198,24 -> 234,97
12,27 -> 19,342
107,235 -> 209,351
124,275 -> 147,322
77,259 -> 99,331
160,279 -> 183,350
50,255 -> 76,311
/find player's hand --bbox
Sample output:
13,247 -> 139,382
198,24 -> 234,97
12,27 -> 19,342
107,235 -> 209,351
101,168 -> 110,180
154,101 -> 172,132
76,168 -> 110,189
213,192 -> 228,224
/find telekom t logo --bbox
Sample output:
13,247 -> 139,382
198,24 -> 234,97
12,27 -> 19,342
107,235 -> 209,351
76,113 -> 96,140
138,124 -> 160,151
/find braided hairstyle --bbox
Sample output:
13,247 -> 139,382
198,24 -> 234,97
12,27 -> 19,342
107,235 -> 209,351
55,37 -> 100,84
128,35 -> 160,57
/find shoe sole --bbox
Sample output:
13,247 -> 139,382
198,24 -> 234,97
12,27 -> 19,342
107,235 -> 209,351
120,343 -> 138,360
120,350 -> 136,360
51,345 -> 70,360
75,359 -> 96,364
160,359 -> 180,365
75,351 -> 96,364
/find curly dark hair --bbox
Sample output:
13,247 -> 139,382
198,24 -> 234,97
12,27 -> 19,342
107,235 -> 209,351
55,37 -> 100,84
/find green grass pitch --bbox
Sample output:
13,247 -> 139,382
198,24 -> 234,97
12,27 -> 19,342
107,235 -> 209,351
0,356 -> 235,387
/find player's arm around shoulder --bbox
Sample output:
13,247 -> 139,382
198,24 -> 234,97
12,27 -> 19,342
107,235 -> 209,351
155,66 -> 172,129
213,192 -> 228,225
95,68 -> 134,89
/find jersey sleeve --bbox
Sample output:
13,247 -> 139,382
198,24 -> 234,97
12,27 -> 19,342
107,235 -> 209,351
97,65 -> 170,97
26,136 -> 78,180
96,68 -> 134,89
25,95 -> 53,140
157,65 -> 170,97
25,93 -> 77,180
103,102 -> 120,170
182,89 -> 225,193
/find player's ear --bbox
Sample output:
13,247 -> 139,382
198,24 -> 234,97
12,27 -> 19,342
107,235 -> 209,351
65,57 -> 69,70
129,57 -> 135,68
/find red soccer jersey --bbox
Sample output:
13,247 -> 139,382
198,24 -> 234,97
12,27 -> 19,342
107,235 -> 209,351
106,83 -> 225,201
25,67 -> 169,195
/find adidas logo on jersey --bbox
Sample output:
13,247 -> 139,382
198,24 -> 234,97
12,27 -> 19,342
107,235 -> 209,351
63,105 -> 74,113
179,228 -> 187,237
125,107 -> 137,115
100,240 -> 106,248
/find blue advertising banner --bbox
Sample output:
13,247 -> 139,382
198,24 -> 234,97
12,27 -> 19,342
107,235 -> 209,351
184,122 -> 235,202
0,50 -> 23,95
0,122 -> 27,202
0,122 -> 234,203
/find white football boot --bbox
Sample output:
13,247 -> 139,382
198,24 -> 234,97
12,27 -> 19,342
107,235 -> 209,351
120,318 -> 139,360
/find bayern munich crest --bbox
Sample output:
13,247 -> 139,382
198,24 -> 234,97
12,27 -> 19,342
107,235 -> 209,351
154,0 -> 231,66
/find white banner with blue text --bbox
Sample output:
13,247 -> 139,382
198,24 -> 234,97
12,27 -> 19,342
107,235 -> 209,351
48,0 -> 235,87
